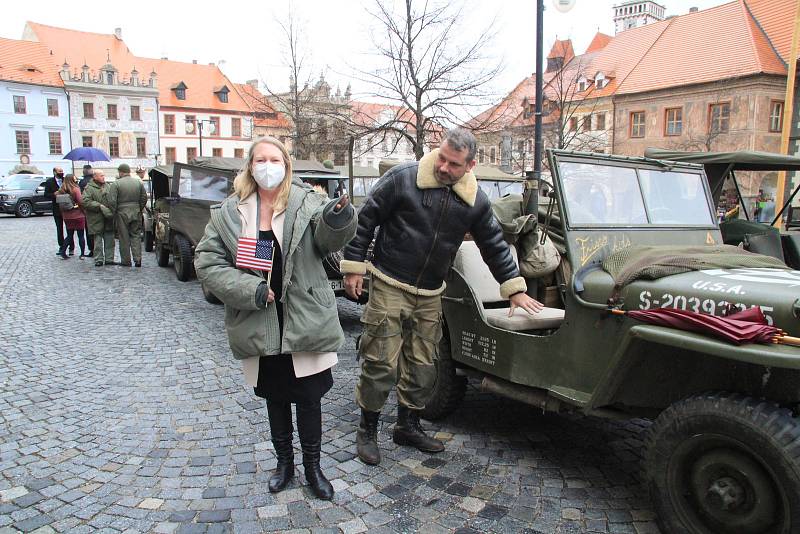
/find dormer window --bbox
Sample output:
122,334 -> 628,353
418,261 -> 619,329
595,72 -> 606,89
214,85 -> 230,103
577,77 -> 588,92
172,82 -> 187,100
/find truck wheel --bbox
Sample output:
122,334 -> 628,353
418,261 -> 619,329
201,284 -> 221,305
644,392 -> 800,534
420,329 -> 466,421
144,230 -> 154,252
156,240 -> 170,267
172,234 -> 194,282
15,200 -> 33,218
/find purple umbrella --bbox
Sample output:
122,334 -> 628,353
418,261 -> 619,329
63,147 -> 111,162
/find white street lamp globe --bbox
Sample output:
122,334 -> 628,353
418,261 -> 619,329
553,0 -> 576,13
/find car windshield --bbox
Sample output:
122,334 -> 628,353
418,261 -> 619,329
177,167 -> 231,201
0,175 -> 37,190
478,180 -> 524,200
559,161 -> 713,227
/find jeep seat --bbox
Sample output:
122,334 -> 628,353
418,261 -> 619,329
453,241 -> 564,331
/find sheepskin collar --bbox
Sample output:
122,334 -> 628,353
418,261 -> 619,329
416,149 -> 478,207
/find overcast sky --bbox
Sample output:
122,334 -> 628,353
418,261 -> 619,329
3,0 -> 727,104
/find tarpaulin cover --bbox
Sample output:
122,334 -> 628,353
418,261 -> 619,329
603,245 -> 787,297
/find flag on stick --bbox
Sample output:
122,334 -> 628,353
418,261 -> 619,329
236,237 -> 274,272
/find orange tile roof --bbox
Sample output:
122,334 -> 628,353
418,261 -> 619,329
24,21 -> 249,113
548,39 -> 575,62
585,32 -> 613,53
234,83 -> 291,128
0,37 -> 64,87
615,1 -> 787,95
468,76 -> 539,131
744,0 -> 798,64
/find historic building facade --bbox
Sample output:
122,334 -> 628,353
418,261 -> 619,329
0,38 -> 70,176
58,60 -> 159,174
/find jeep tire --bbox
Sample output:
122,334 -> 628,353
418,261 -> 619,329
420,329 -> 466,421
156,239 -> 170,267
645,392 -> 800,534
172,233 -> 194,282
144,230 -> 154,252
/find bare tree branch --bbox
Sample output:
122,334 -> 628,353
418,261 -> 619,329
338,0 -> 503,160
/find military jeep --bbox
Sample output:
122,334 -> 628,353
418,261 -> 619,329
149,159 -> 237,304
425,149 -> 800,534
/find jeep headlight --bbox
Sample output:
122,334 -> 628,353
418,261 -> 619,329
4,194 -> 16,200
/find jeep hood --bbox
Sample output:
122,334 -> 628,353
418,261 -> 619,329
581,268 -> 800,335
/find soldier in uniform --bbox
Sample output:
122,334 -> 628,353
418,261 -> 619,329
82,170 -> 116,267
106,163 -> 147,267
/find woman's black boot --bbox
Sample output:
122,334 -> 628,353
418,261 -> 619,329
296,401 -> 334,500
266,401 -> 294,493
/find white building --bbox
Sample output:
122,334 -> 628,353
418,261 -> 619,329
149,61 -> 254,164
613,1 -> 666,33
0,37 -> 70,176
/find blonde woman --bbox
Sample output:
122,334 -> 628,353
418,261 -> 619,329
195,137 -> 356,500
56,174 -> 87,259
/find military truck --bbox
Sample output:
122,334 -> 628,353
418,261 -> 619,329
422,149 -> 800,534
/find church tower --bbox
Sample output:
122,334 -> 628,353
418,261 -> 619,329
613,1 -> 665,34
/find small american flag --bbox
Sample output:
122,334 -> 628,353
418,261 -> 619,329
236,237 -> 274,271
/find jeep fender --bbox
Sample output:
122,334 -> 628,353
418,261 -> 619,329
589,324 -> 800,413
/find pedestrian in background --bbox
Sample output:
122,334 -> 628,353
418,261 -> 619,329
342,128 -> 543,465
106,163 -> 147,267
195,136 -> 357,501
78,164 -> 95,257
43,166 -> 73,256
56,174 -> 86,259
82,170 -> 116,267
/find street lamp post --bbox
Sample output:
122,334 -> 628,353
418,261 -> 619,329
524,0 -> 544,216
186,118 -> 216,158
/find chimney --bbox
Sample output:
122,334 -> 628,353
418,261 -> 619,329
689,7 -> 698,12
114,27 -> 122,40
246,79 -> 259,89
192,59 -> 197,64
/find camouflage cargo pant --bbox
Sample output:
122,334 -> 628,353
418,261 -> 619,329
355,277 -> 443,412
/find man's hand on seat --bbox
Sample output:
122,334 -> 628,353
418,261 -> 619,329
508,292 -> 545,316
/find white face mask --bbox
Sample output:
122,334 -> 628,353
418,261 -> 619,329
252,162 -> 285,190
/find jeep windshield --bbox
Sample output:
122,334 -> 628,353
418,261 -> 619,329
559,161 -> 714,227
478,179 -> 524,200
176,166 -> 231,201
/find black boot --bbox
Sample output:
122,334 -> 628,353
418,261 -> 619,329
356,410 -> 381,465
266,401 -> 294,493
296,401 -> 334,500
393,405 -> 444,453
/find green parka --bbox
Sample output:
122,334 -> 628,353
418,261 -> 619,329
81,179 -> 113,234
194,183 -> 357,359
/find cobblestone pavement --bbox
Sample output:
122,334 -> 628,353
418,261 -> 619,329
0,215 -> 661,534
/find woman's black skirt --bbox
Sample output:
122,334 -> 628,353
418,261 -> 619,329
253,354 -> 333,403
